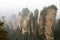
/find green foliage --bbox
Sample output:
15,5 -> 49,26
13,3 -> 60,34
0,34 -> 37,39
55,19 -> 60,40
22,8 -> 30,18
0,22 -> 8,40
34,9 -> 39,20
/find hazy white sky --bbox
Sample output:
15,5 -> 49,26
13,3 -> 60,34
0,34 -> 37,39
0,0 -> 60,20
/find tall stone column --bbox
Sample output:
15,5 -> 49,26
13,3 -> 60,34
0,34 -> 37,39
17,12 -> 22,30
39,7 -> 47,40
45,5 -> 57,40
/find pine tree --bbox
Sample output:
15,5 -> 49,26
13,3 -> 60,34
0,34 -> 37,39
0,21 -> 8,40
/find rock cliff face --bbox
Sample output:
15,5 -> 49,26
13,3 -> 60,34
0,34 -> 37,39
17,13 -> 22,29
39,5 -> 57,40
17,14 -> 30,34
45,6 -> 57,40
22,16 -> 30,34
39,7 -> 46,36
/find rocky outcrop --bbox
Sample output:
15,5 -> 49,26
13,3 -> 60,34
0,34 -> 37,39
39,5 -> 57,40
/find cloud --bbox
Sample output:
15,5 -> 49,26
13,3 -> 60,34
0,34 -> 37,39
0,0 -> 60,19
